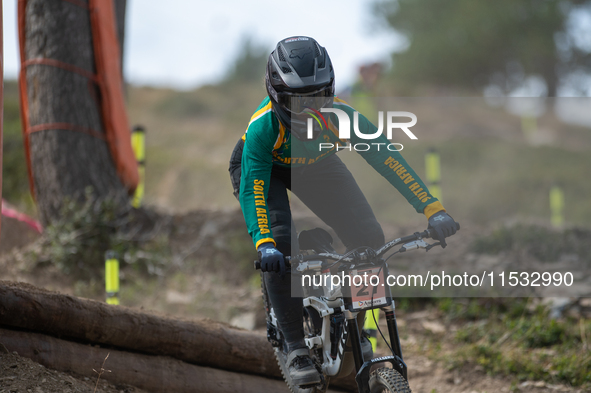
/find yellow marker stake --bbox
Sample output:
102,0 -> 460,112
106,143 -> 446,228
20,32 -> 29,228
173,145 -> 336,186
550,186 -> 564,227
521,115 -> 537,141
105,250 -> 120,305
131,126 -> 146,208
425,149 -> 442,202
363,308 -> 380,352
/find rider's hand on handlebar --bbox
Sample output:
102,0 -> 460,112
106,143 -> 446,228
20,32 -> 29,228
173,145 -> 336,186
428,211 -> 457,249
257,243 -> 286,278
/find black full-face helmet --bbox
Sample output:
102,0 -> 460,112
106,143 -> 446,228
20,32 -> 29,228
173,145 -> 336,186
265,36 -> 335,140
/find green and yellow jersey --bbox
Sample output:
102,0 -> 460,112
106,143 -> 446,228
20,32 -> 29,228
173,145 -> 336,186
239,96 -> 445,249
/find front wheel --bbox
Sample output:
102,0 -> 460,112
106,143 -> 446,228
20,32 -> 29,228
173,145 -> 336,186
368,368 -> 411,393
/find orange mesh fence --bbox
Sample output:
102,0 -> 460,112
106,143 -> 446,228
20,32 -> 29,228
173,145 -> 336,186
89,0 -> 138,191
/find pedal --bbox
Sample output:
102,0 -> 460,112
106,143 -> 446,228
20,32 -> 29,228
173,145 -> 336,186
299,373 -> 326,390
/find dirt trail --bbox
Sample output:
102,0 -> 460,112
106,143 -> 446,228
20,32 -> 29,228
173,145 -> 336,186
404,355 -> 582,393
0,348 -> 145,393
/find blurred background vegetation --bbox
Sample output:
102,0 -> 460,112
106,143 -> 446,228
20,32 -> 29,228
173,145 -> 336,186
373,0 -> 591,96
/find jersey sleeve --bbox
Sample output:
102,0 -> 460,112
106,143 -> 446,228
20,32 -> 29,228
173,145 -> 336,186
239,104 -> 281,249
348,108 -> 446,218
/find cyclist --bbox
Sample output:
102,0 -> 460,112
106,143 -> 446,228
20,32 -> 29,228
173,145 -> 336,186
229,36 -> 457,387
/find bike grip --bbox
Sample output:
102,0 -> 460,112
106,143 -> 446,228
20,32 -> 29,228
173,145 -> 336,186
254,257 -> 289,270
426,222 -> 460,240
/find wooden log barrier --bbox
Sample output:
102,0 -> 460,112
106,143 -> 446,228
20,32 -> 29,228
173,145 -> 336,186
0,281 -> 356,391
0,328 -> 291,393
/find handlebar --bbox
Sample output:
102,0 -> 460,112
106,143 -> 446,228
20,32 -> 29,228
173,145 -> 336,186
254,222 -> 460,270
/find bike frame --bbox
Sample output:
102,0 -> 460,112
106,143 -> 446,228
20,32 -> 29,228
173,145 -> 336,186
298,259 -> 407,393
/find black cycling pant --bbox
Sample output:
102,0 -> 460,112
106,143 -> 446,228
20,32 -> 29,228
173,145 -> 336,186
229,138 -> 384,351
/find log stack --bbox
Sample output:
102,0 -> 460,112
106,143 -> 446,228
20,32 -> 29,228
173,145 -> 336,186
0,281 -> 356,392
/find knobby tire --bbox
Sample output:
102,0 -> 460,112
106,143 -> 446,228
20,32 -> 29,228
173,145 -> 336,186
368,368 -> 412,393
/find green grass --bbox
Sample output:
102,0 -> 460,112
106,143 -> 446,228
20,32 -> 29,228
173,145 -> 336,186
37,190 -> 171,279
434,298 -> 591,388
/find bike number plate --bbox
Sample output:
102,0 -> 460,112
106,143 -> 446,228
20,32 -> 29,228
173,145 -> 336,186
349,267 -> 387,311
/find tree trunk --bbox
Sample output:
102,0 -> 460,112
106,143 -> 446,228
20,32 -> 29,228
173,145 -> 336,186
23,0 -> 127,225
545,75 -> 558,97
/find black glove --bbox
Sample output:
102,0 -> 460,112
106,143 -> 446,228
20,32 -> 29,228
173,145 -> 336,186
257,243 -> 286,277
428,211 -> 457,248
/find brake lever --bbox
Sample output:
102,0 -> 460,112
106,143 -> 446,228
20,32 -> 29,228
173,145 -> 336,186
398,239 -> 429,252
425,241 -> 441,252
398,238 -> 444,253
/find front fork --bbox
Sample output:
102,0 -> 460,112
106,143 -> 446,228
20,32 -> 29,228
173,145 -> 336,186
384,305 -> 404,365
346,304 -> 408,393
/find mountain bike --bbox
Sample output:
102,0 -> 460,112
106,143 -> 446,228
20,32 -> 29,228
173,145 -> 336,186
256,224 -> 459,393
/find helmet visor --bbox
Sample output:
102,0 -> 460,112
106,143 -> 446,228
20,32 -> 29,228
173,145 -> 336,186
277,84 -> 334,115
